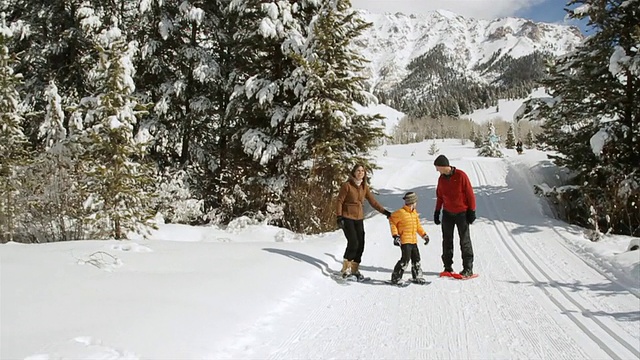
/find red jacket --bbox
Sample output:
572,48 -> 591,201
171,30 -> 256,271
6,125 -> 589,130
435,168 -> 476,214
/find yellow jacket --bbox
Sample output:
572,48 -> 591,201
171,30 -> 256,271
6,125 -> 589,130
389,205 -> 427,245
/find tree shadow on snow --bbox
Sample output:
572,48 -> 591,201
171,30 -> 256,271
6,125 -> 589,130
323,252 -> 392,274
262,248 -> 379,286
323,252 -> 441,277
262,248 -> 338,280
263,248 -> 435,287
368,184 -> 437,219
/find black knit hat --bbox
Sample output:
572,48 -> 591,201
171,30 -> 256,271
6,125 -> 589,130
434,154 -> 450,167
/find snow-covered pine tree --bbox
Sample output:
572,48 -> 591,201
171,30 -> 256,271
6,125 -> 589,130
571,0 -> 639,236
2,0 -> 113,146
0,13 -> 28,242
526,0 -> 639,235
17,80 -> 91,242
505,123 -> 515,149
477,121 -> 503,158
225,0 -> 322,226
134,1 -> 237,224
75,20 -> 155,239
39,81 -> 67,150
281,0 -> 385,231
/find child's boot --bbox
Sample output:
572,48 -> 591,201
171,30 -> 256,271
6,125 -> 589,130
390,261 -> 405,283
411,262 -> 424,279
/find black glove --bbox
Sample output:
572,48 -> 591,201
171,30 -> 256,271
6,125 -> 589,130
393,235 -> 401,246
337,216 -> 344,229
434,210 -> 441,225
383,210 -> 392,218
423,234 -> 430,245
466,210 -> 476,224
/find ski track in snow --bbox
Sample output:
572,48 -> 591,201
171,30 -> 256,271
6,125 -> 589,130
23,336 -> 139,360
470,159 -> 640,360
210,155 -> 639,360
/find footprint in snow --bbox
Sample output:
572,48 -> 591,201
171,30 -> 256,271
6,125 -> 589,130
109,242 -> 153,253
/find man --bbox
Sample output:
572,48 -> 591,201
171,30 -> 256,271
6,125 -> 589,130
433,155 -> 477,278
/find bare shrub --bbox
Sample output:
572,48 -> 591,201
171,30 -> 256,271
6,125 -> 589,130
391,116 -> 479,143
13,154 -> 90,243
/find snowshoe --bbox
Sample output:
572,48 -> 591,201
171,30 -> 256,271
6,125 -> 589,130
451,273 -> 479,280
411,277 -> 429,285
386,279 -> 410,287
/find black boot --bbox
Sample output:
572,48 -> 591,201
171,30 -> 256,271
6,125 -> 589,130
391,261 -> 405,283
460,268 -> 473,277
411,262 -> 424,280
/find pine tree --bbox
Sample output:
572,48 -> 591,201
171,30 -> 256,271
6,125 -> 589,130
505,124 -> 515,149
428,140 -> 439,155
75,21 -> 155,239
0,14 -> 28,242
19,80 -> 91,242
134,1 -> 237,220
525,0 -> 639,235
39,81 -> 67,150
287,0 -> 384,225
478,121 -> 503,158
228,0 -> 385,232
3,0 -> 124,146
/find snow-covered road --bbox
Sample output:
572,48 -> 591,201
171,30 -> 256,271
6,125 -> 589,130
209,145 -> 640,360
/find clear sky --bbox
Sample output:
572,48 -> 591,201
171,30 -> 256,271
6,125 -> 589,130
350,0 -> 590,33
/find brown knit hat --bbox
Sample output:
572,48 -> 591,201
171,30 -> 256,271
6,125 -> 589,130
403,192 -> 418,205
434,154 -> 449,167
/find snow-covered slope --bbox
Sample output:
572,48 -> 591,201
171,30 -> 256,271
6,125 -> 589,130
356,10 -> 583,91
2,141 -> 639,359
463,87 -> 549,124
355,103 -> 405,136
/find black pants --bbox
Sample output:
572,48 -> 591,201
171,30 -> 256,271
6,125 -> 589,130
391,243 -> 421,281
441,210 -> 474,271
342,218 -> 365,263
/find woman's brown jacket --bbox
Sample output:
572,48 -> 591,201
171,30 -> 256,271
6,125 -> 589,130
336,177 -> 386,220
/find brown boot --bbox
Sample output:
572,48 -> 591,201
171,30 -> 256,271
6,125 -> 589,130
341,259 -> 352,278
351,262 -> 365,281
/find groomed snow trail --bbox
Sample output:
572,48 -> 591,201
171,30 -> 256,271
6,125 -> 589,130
209,147 -> 639,360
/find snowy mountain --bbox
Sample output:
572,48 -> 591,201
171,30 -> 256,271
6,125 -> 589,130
356,10 -> 584,93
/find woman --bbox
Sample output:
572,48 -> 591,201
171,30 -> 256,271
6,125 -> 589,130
336,164 -> 391,280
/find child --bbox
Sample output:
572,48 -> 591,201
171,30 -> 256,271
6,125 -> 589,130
388,192 -> 430,284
